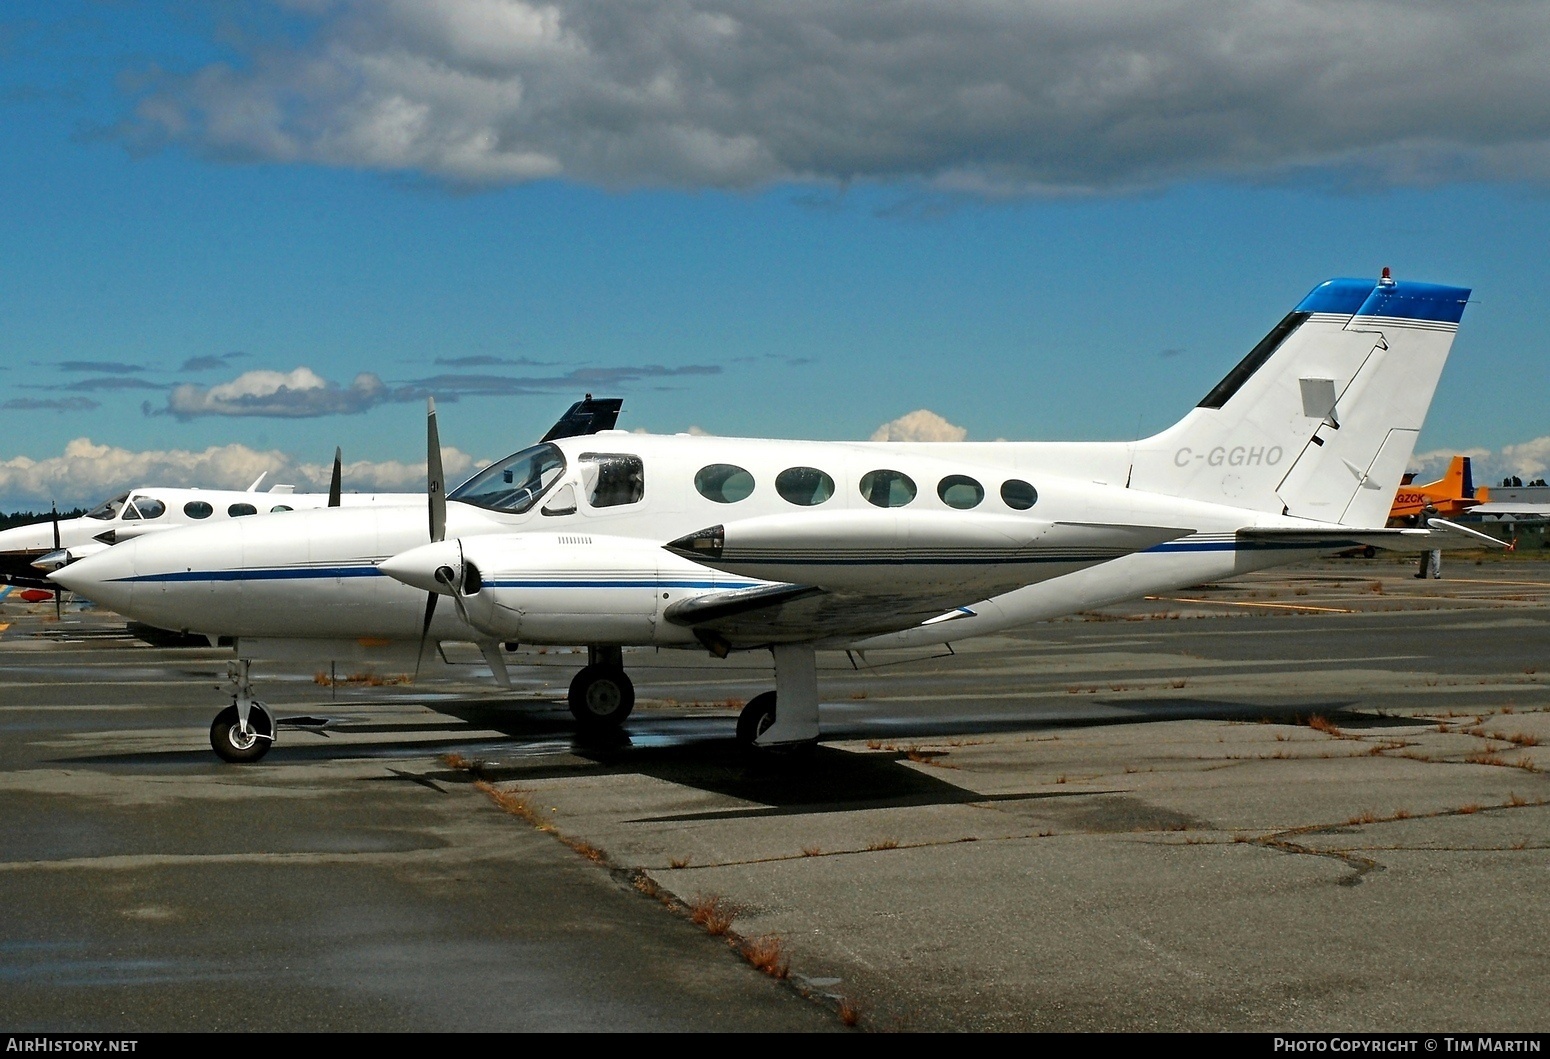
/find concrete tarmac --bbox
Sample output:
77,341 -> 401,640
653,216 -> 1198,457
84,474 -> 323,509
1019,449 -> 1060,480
1,556 -> 1547,1032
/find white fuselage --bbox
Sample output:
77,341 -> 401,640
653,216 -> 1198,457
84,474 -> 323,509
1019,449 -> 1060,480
0,485 -> 415,580
53,430 -> 1341,655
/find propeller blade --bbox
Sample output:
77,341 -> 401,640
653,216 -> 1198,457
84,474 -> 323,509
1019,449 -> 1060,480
427,398 -> 445,543
51,503 -> 61,622
328,447 -> 342,508
413,591 -> 438,682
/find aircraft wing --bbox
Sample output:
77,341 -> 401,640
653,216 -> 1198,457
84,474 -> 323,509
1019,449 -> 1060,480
1238,518 -> 1508,552
662,511 -> 1194,646
1469,503 -> 1550,518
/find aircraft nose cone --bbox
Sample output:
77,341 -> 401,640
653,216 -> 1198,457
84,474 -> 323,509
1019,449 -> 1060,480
49,545 -> 135,609
378,540 -> 462,595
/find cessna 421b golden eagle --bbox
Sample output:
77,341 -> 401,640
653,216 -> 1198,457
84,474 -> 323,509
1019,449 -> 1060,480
53,273 -> 1499,762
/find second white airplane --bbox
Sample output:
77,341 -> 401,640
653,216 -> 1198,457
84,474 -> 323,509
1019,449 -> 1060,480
54,272 -> 1495,762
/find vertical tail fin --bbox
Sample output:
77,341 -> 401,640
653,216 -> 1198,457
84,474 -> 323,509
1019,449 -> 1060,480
1128,273 -> 1470,527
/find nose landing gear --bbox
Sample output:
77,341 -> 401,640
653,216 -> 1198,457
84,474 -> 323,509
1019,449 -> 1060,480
210,658 -> 275,763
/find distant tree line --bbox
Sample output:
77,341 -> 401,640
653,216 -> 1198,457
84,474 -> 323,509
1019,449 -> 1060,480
0,509 -> 87,531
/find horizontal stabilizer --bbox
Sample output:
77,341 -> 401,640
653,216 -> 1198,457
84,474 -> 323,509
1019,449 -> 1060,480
1238,520 -> 1507,554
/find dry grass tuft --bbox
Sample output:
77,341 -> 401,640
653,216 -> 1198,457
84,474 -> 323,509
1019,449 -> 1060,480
1394,809 -> 1412,820
474,780 -> 542,824
632,875 -> 660,898
849,691 -> 868,700
1347,810 -> 1379,825
838,997 -> 861,1027
1466,751 -> 1509,767
1506,792 -> 1529,807
866,838 -> 900,851
866,739 -> 885,751
669,856 -> 691,869
1306,714 -> 1344,737
740,934 -> 791,979
688,894 -> 739,935
1170,678 -> 1188,689
1457,803 -> 1482,815
1498,732 -> 1541,747
315,670 -> 411,687
561,836 -> 607,862
1054,773 -> 1067,784
801,845 -> 823,857
1366,580 -> 1385,594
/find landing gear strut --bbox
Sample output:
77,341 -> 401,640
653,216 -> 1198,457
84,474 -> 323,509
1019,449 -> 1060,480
568,646 -> 635,729
211,658 -> 274,763
735,644 -> 820,750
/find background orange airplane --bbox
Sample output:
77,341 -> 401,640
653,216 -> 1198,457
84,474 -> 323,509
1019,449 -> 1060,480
1388,455 -> 1479,525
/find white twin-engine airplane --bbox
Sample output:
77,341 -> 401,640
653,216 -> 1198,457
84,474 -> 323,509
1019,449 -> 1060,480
54,273 -> 1500,763
0,396 -> 624,590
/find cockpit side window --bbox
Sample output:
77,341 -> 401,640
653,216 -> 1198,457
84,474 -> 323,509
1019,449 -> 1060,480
580,453 -> 644,508
85,493 -> 129,521
130,497 -> 167,520
447,443 -> 567,514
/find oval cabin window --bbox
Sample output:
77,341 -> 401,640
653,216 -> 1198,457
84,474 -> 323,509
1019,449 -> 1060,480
775,467 -> 835,506
937,475 -> 984,510
1000,480 -> 1038,510
859,469 -> 917,508
694,464 -> 756,504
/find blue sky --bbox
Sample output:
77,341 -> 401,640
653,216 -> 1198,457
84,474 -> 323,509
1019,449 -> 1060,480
3,2 -> 1549,507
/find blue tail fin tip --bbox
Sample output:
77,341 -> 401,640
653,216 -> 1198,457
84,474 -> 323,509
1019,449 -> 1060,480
1296,276 -> 1470,323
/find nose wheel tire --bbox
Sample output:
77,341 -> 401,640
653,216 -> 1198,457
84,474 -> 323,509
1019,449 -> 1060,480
736,691 -> 778,746
568,665 -> 635,728
210,702 -> 275,763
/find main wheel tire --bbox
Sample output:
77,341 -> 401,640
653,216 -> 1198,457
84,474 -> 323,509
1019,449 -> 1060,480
568,665 -> 635,728
736,691 -> 777,746
210,702 -> 274,763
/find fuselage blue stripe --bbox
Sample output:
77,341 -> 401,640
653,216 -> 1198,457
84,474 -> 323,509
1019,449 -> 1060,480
119,567 -> 383,583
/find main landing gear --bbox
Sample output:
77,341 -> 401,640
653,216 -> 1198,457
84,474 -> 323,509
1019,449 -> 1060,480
211,658 -> 275,763
734,644 -> 821,752
568,646 -> 635,729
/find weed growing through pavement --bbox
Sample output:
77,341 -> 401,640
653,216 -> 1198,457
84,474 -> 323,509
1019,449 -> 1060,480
866,838 -> 900,851
688,894 -> 740,935
1306,714 -> 1344,737
740,935 -> 791,979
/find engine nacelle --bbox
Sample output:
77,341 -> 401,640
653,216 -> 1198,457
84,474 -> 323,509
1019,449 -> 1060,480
379,532 -> 771,646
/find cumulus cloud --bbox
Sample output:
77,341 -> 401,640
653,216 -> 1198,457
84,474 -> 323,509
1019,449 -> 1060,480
870,409 -> 968,443
0,437 -> 483,510
114,1 -> 1550,192
156,367 -> 390,419
1410,441 -> 1550,487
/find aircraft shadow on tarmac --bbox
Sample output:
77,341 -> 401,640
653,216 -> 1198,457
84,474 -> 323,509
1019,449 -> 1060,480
54,694 -> 1416,819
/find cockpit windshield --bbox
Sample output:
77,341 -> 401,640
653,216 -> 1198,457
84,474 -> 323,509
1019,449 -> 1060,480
85,492 -> 130,520
447,443 -> 566,514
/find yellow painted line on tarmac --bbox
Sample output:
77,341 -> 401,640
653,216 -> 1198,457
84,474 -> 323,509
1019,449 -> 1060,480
1146,596 -> 1353,614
